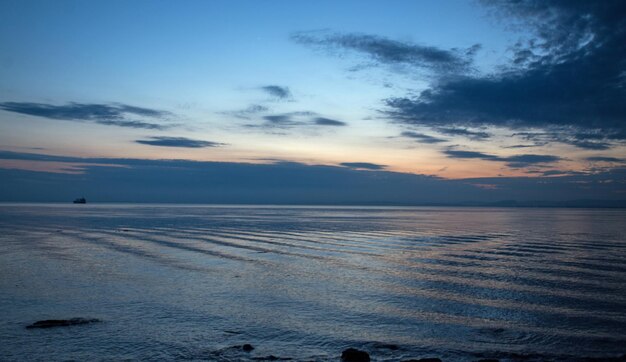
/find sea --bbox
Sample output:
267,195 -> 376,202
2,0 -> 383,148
0,204 -> 625,361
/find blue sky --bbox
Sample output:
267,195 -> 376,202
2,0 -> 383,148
0,0 -> 625,203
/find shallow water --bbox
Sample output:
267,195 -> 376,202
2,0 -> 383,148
0,204 -> 625,361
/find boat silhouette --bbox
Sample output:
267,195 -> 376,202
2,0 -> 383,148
73,197 -> 86,204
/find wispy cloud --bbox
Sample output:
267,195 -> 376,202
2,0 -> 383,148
248,112 -> 347,130
292,31 -> 478,74
443,150 -> 500,161
504,154 -> 562,168
263,115 -> 295,124
536,170 -> 587,177
513,131 -> 613,150
400,131 -> 446,144
586,156 -> 624,163
443,149 -> 561,168
260,114 -> 306,128
223,104 -> 269,119
260,85 -> 291,100
314,117 -> 346,126
135,136 -> 224,148
0,102 -> 172,130
339,162 -> 386,170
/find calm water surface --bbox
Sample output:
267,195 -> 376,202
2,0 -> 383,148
1,204 -> 625,361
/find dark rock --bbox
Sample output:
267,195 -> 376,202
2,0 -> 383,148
251,356 -> 292,361
242,344 -> 254,352
402,359 -> 442,362
476,359 -> 499,362
373,342 -> 399,350
26,318 -> 101,329
341,348 -> 370,362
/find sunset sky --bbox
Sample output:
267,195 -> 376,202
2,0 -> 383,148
1,0 -> 625,203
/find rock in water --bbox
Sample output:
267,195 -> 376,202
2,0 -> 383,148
26,318 -> 101,329
242,344 -> 254,352
341,348 -> 370,362
373,342 -> 399,350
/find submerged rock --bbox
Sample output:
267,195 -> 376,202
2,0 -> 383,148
341,348 -> 370,362
26,318 -> 101,329
402,359 -> 442,362
242,344 -> 254,352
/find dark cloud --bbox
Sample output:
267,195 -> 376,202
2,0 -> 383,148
0,102 -> 171,130
314,117 -> 346,126
256,114 -> 307,129
292,31 -> 477,73
340,162 -> 386,170
512,131 -> 613,150
384,0 -> 626,148
260,85 -> 291,99
528,169 -> 588,177
504,154 -> 561,168
565,140 -> 612,151
509,132 -> 550,148
436,127 -> 491,140
586,156 -> 624,163
443,150 -> 500,161
135,137 -> 224,148
443,149 -> 561,168
263,115 -> 295,124
504,144 -> 538,149
250,113 -> 345,130
400,131 -> 446,144
0,150 -> 623,205
94,120 -> 164,130
566,131 -> 614,150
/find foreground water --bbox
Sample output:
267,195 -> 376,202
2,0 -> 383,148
0,204 -> 625,361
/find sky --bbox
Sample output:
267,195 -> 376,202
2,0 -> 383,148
0,0 -> 625,204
